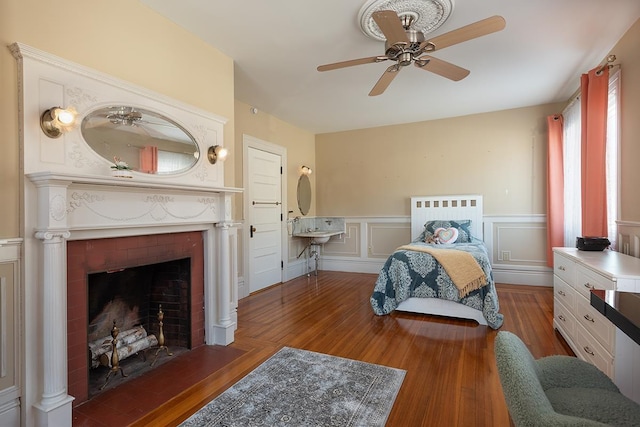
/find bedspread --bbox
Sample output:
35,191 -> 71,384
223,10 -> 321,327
370,241 -> 504,329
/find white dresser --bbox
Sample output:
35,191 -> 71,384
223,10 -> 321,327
553,247 -> 640,402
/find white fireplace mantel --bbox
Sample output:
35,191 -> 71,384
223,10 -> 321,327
12,42 -> 244,427
27,171 -> 242,236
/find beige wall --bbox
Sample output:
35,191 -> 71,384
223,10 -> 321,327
615,18 -> 640,221
0,0 -> 235,238
314,18 -> 639,220
315,103 -> 563,216
234,100 -> 316,219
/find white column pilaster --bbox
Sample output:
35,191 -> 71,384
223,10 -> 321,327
30,178 -> 75,426
212,221 -> 235,344
33,230 -> 74,425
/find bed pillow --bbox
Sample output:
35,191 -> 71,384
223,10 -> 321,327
422,220 -> 472,243
434,227 -> 458,244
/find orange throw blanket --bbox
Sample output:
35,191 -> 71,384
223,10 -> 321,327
397,245 -> 487,298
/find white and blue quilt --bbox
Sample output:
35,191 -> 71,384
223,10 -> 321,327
370,241 -> 504,329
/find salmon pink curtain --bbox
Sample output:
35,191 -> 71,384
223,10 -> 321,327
580,67 -> 609,237
546,115 -> 564,267
140,145 -> 158,174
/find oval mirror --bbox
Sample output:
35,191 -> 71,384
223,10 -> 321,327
297,174 -> 311,215
81,106 -> 199,175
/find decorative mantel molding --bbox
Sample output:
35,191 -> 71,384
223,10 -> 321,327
27,172 -> 242,235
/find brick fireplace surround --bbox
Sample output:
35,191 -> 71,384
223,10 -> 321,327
67,231 -> 205,405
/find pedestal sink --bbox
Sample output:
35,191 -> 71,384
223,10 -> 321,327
293,230 -> 344,276
292,230 -> 342,244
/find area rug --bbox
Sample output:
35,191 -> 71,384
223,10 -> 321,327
180,346 -> 406,426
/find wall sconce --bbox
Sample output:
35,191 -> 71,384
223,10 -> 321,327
207,145 -> 228,164
300,165 -> 312,175
40,106 -> 77,138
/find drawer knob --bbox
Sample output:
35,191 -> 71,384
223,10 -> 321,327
584,314 -> 595,323
583,282 -> 594,289
558,314 -> 566,322
583,346 -> 595,356
558,290 -> 566,296
558,266 -> 566,271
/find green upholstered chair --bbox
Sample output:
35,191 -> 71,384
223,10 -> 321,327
494,331 -> 640,427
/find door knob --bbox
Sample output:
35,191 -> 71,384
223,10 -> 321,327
250,225 -> 256,238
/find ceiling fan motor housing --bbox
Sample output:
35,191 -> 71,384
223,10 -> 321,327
384,28 -> 425,61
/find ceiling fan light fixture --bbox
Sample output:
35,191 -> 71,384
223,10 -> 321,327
358,0 -> 453,41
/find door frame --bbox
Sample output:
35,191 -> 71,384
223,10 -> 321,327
242,134 -> 288,298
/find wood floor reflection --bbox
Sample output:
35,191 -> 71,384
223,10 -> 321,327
72,271 -> 572,426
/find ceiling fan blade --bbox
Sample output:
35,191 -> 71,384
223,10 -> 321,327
427,15 -> 506,51
317,56 -> 386,72
369,65 -> 402,96
372,10 -> 410,46
415,56 -> 470,81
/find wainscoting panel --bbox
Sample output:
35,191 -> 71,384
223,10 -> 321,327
238,218 -> 640,297
618,221 -> 640,258
0,239 -> 21,427
483,215 -> 552,286
367,222 -> 411,258
323,223 -> 360,257
318,215 -> 552,286
318,218 -> 410,275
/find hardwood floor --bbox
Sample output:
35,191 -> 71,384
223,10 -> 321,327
73,271 -> 573,426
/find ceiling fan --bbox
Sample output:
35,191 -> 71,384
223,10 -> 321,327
317,11 -> 506,96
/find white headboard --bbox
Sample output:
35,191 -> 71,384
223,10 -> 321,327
411,195 -> 484,241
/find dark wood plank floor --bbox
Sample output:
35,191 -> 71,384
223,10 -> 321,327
73,271 -> 573,426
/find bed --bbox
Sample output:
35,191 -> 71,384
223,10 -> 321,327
370,195 -> 503,329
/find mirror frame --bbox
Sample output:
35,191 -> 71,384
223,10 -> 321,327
297,174 -> 312,216
80,105 -> 200,175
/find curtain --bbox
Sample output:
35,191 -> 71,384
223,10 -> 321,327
140,145 -> 158,174
546,115 -> 564,266
580,66 -> 609,237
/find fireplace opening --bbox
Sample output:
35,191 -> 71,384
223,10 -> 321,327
87,257 -> 191,397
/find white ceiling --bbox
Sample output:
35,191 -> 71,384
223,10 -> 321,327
141,0 -> 640,134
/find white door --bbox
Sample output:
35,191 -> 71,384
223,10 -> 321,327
247,145 -> 283,293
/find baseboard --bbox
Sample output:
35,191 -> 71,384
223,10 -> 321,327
320,258 -> 386,275
492,266 -> 553,287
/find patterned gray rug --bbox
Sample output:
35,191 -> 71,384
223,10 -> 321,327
180,346 -> 406,426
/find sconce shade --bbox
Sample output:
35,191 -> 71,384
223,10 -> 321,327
40,106 -> 77,138
207,145 -> 228,164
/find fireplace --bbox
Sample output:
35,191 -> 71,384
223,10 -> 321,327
87,258 -> 192,349
67,232 -> 206,405
15,42 -> 241,427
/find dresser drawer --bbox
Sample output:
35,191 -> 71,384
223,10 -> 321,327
554,252 -> 575,285
575,296 -> 614,350
554,297 -> 576,338
575,265 -> 615,299
575,323 -> 614,379
554,276 -> 576,311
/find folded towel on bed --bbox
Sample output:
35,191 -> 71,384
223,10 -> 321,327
397,245 -> 487,298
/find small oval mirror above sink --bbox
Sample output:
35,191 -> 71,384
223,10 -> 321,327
297,174 -> 311,215
81,106 -> 200,175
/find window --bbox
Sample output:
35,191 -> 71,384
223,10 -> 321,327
562,98 -> 582,247
606,70 -> 620,248
562,69 -> 620,249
